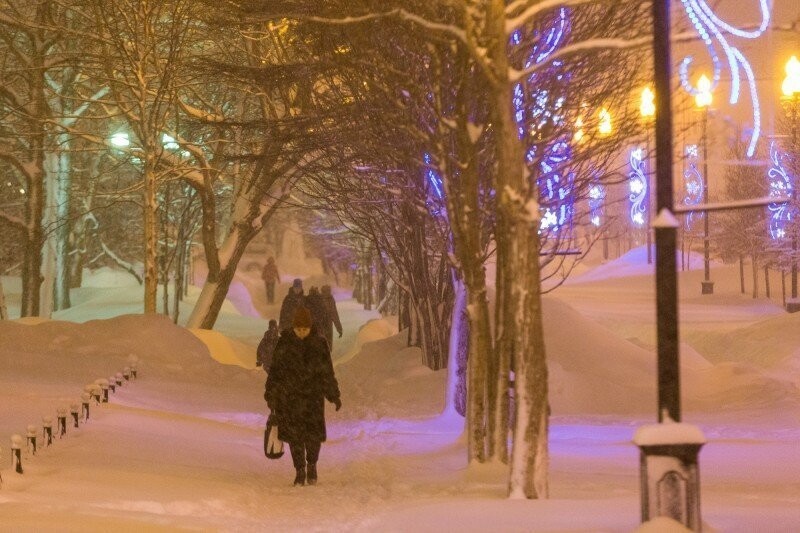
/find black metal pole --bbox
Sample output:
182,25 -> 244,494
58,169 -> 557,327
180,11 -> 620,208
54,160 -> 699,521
652,0 -> 681,423
792,102 -> 798,299
702,109 -> 710,285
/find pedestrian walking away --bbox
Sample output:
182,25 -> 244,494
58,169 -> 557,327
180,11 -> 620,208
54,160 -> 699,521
306,287 -> 327,341
261,257 -> 280,305
279,278 -> 306,332
256,319 -> 279,370
320,285 -> 343,349
264,306 -> 341,486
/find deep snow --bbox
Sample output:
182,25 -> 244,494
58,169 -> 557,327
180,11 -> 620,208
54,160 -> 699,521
1,248 -> 799,531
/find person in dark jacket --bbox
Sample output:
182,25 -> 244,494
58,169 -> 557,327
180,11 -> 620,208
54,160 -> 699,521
256,319 -> 279,370
320,285 -> 343,349
265,306 -> 341,486
305,287 -> 327,342
261,257 -> 280,305
279,279 -> 306,332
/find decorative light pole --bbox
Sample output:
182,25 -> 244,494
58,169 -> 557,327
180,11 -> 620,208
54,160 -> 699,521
695,74 -> 714,295
781,56 -> 799,306
641,87 -> 656,263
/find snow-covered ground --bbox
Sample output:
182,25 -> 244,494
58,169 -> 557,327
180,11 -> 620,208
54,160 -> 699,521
1,248 -> 799,531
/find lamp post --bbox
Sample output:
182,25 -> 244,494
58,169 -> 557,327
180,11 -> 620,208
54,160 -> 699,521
641,87 -> 656,264
695,74 -> 714,295
781,56 -> 799,305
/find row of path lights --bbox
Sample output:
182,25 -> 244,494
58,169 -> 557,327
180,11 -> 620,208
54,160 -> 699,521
2,359 -> 138,484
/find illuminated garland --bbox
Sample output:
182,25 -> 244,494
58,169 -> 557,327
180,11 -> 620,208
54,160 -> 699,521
678,0 -> 770,157
538,139 -> 575,232
628,148 -> 648,226
683,145 -> 704,231
588,183 -> 605,227
511,7 -> 574,234
767,141 -> 794,240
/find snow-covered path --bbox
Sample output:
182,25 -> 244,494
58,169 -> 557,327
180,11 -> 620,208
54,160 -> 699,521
2,254 -> 800,531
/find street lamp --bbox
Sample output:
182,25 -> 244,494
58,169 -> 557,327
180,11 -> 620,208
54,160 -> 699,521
781,56 -> 799,305
598,107 -> 613,136
641,87 -> 656,264
695,74 -> 714,295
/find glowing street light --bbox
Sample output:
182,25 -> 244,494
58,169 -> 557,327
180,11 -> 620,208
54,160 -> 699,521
640,87 -> 656,119
695,74 -> 713,109
573,116 -> 585,142
598,107 -> 612,135
695,74 -> 714,294
782,55 -> 800,98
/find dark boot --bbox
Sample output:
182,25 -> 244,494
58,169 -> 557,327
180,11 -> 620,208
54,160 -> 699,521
293,467 -> 306,486
306,463 -> 317,485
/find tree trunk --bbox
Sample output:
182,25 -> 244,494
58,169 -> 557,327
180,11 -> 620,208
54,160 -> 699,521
739,255 -> 745,294
765,265 -> 770,299
143,155 -> 158,314
0,277 -> 8,320
487,0 -> 548,498
446,277 -> 468,417
751,254 -> 758,299
54,133 -> 72,310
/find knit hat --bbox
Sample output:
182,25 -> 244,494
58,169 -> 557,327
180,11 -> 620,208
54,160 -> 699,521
292,306 -> 313,328
292,278 -> 303,289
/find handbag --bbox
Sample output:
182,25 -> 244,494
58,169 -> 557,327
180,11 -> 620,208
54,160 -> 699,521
264,413 -> 284,459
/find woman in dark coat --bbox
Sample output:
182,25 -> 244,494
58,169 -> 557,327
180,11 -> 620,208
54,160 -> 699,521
265,306 -> 341,486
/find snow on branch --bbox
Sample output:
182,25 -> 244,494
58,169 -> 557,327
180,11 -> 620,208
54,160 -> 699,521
509,36 -> 651,83
505,0 -> 597,32
100,241 -> 142,285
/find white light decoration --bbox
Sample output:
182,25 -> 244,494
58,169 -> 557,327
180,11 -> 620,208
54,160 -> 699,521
162,133 -> 179,150
767,141 -> 794,240
678,0 -> 771,157
629,148 -> 648,226
110,132 -> 130,147
683,145 -> 704,231
588,183 -> 605,227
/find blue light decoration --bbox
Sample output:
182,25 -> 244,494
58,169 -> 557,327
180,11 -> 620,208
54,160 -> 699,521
423,152 -> 444,200
538,139 -> 575,232
422,152 -> 447,220
767,141 -> 794,240
628,148 -> 649,227
683,145 -> 704,231
510,7 -> 574,235
677,0 -> 771,157
588,183 -> 606,227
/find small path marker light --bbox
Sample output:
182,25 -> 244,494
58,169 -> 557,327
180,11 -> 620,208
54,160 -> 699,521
108,377 -> 116,393
123,367 -> 131,381
42,416 -> 53,447
115,372 -> 123,387
57,408 -> 67,438
11,435 -> 23,474
26,425 -> 37,456
70,402 -> 80,428
81,392 -> 91,421
97,379 -> 110,403
91,384 -> 101,405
